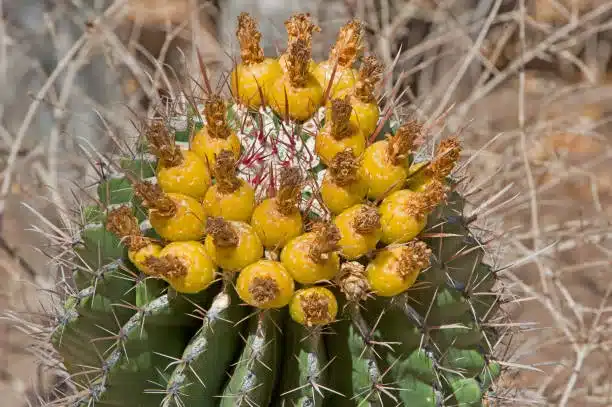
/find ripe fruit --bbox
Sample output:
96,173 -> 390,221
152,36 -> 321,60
105,206 -> 162,275
230,12 -> 283,109
144,241 -> 216,293
408,136 -> 461,192
366,240 -> 431,296
280,222 -> 341,284
289,287 -> 338,326
313,19 -> 363,97
191,95 -> 241,167
334,204 -> 382,259
320,149 -> 368,214
203,150 -> 255,222
236,260 -> 295,308
379,179 -> 447,244
204,217 -> 263,271
362,121 -> 421,200
144,121 -> 211,199
315,97 -> 364,165
135,181 -> 206,241
269,39 -> 323,122
342,55 -> 383,138
251,167 -> 303,249
279,13 -> 319,73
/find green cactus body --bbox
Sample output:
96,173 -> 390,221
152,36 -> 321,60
47,12 -> 510,407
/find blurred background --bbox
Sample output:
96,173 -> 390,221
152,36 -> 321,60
0,0 -> 611,405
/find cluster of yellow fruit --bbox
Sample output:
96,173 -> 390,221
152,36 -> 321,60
106,12 -> 461,328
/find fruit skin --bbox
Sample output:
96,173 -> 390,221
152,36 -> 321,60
236,260 -> 295,308
202,179 -> 255,222
362,139 -> 409,200
230,58 -> 283,109
156,150 -> 211,199
268,73 -> 323,122
320,165 -> 368,215
366,246 -> 421,297
334,204 -> 382,260
313,61 -> 358,98
204,221 -> 263,271
251,198 -> 303,249
315,126 -> 365,166
379,189 -> 428,244
280,232 -> 340,284
191,127 -> 241,168
158,241 -> 217,293
149,193 -> 207,241
289,287 -> 338,326
128,243 -> 162,275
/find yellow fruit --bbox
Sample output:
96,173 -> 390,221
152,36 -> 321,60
315,97 -> 364,166
334,204 -> 382,260
268,73 -> 323,122
128,243 -> 162,276
320,149 -> 368,214
379,182 -> 446,245
315,126 -> 364,166
348,95 -> 379,139
361,140 -> 408,200
313,61 -> 358,98
147,190 -> 206,242
230,12 -> 282,109
405,161 -> 429,192
280,224 -> 340,284
191,128 -> 241,168
105,205 -> 164,276
251,198 -> 303,249
250,167 -> 303,249
204,218 -> 263,271
203,150 -> 255,222
156,150 -> 211,199
289,287 -> 338,326
366,241 -> 431,297
313,19 -> 363,98
236,260 -> 294,308
231,58 -> 283,109
146,241 -> 217,294
279,13 -> 319,74
407,137 -> 461,192
361,122 -> 423,200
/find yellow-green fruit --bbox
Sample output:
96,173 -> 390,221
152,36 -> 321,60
191,128 -> 241,168
280,232 -> 340,284
313,61 -> 358,98
405,161 -> 430,192
289,287 -> 338,326
149,193 -> 207,242
203,179 -> 255,222
379,189 -> 427,245
204,221 -> 263,271
315,127 -> 365,166
327,93 -> 379,139
334,204 -> 382,260
268,74 -> 323,122
236,260 -> 295,309
251,198 -> 303,249
128,243 -> 162,276
366,242 -> 430,297
362,140 -> 409,200
320,163 -> 368,215
230,58 -> 283,109
156,150 -> 211,199
157,241 -> 217,294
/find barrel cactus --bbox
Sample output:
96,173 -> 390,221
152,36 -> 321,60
51,12 -> 506,407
